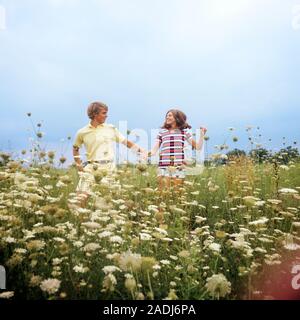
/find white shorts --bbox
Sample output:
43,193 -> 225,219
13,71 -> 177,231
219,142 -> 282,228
157,166 -> 186,179
76,163 -> 116,194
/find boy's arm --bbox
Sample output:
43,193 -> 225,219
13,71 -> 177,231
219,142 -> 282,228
122,139 -> 146,156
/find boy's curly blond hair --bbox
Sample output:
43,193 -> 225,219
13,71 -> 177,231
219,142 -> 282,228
87,102 -> 108,120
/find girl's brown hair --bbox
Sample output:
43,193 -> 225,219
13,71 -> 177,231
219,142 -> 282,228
162,109 -> 192,130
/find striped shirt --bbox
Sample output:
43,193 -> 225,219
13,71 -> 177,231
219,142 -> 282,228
157,128 -> 192,167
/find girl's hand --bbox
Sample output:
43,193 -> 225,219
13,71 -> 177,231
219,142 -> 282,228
200,127 -> 207,135
140,150 -> 149,161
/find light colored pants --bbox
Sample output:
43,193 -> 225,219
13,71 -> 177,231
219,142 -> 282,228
157,166 -> 186,179
76,163 -> 116,194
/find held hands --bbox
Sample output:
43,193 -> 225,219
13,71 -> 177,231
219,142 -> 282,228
135,146 -> 148,160
140,149 -> 148,160
142,150 -> 155,161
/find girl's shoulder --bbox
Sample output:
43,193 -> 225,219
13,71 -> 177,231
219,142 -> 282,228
182,128 -> 192,135
158,128 -> 169,134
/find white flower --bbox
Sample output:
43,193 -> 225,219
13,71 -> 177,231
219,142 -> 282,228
73,241 -> 83,248
279,188 -> 298,194
140,233 -> 152,241
84,243 -> 100,252
195,216 -> 207,224
73,264 -> 89,273
53,237 -> 65,243
102,273 -> 117,292
14,173 -> 27,185
249,217 -> 269,226
0,291 -> 14,299
153,264 -> 161,270
4,237 -> 16,243
56,181 -> 67,188
102,266 -> 122,275
208,243 -> 221,253
205,274 -> 231,298
40,278 -> 61,295
228,234 -> 251,251
52,258 -> 63,266
160,259 -> 171,265
243,196 -> 260,206
14,248 -> 27,254
292,222 -> 300,229
172,207 -> 186,215
109,236 -> 124,244
254,200 -> 265,207
154,227 -> 168,236
279,165 -> 289,171
282,234 -> 300,251
267,199 -> 282,205
118,251 -> 142,272
82,222 -> 101,229
98,231 -> 113,238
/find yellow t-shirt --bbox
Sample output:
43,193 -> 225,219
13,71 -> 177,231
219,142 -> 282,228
73,123 -> 126,161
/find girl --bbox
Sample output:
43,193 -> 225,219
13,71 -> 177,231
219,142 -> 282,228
148,109 -> 207,191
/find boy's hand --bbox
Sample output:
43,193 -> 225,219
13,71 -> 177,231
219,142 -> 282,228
76,163 -> 84,172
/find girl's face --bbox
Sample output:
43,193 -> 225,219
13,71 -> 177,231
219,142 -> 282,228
165,112 -> 176,127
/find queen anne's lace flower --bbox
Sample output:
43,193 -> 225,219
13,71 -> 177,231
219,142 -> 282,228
205,274 -> 231,298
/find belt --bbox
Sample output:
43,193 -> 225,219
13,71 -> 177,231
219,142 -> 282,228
87,160 -> 113,164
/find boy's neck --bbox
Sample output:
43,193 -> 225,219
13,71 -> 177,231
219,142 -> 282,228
91,120 -> 104,128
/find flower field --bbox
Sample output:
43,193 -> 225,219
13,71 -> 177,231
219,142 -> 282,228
1,153 -> 300,300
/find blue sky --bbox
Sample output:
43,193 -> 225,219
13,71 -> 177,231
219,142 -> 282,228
0,0 -> 300,162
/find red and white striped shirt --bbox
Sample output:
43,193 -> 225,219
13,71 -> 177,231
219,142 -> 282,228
157,129 -> 192,167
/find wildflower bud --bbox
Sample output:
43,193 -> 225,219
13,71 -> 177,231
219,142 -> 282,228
59,157 -> 66,164
166,289 -> 178,300
136,292 -> 145,300
48,151 -> 55,159
125,277 -> 136,292
39,151 -> 46,158
137,164 -> 147,172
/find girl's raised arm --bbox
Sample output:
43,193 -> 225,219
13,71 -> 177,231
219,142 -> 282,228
188,127 -> 207,151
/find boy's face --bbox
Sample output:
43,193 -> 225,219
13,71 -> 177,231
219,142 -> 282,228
94,108 -> 108,124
